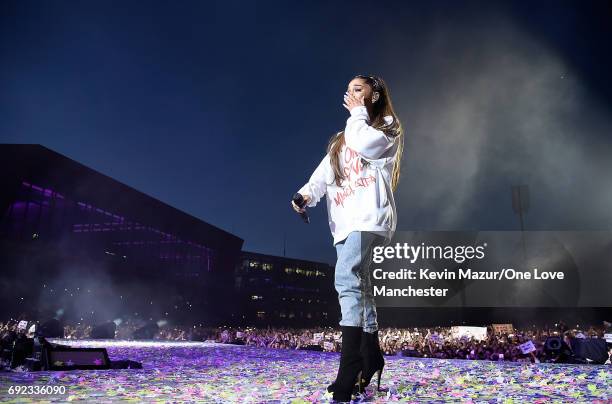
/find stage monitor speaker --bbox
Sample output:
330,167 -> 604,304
570,338 -> 609,364
45,347 -> 110,370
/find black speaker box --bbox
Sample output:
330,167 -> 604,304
570,338 -> 609,364
45,347 -> 110,370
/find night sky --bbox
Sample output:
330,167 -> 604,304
1,0 -> 611,266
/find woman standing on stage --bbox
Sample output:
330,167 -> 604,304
291,74 -> 404,402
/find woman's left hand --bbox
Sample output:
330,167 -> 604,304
343,91 -> 365,112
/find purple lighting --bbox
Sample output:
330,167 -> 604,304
9,180 -> 214,272
21,181 -> 65,199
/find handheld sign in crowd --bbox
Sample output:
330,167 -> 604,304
519,340 -> 536,354
605,333 -> 612,343
323,341 -> 334,351
236,331 -> 244,338
430,334 -> 444,344
491,323 -> 514,334
313,333 -> 323,343
17,320 -> 28,331
451,326 -> 488,341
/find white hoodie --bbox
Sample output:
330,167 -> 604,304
297,105 -> 400,246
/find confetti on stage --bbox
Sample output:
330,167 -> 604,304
0,339 -> 609,403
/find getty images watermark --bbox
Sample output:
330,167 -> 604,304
365,231 -> 612,308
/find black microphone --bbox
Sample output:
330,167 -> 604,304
292,193 -> 310,224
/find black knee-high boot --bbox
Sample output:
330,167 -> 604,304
359,330 -> 385,391
328,325 -> 364,402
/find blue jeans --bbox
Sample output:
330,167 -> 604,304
334,231 -> 387,333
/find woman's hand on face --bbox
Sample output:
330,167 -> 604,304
343,91 -> 365,112
291,194 -> 311,213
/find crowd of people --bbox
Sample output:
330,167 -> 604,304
209,323 -> 610,364
2,317 -> 610,364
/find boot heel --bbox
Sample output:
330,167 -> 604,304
376,365 -> 384,391
329,371 -> 362,396
354,369 -> 364,395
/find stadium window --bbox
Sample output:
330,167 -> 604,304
284,267 -> 294,274
249,260 -> 260,268
262,263 -> 273,271
256,311 -> 265,319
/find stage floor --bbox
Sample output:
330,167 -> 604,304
0,339 -> 610,403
